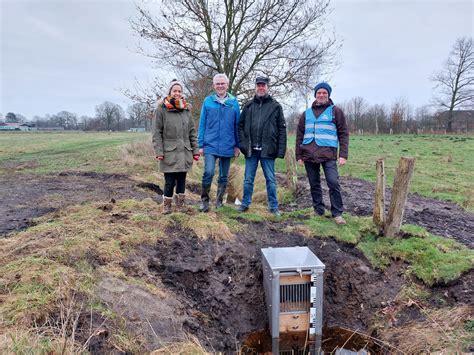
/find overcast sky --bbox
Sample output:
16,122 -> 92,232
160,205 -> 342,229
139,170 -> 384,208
0,0 -> 473,119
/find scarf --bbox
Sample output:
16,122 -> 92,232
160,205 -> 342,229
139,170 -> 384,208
163,96 -> 187,110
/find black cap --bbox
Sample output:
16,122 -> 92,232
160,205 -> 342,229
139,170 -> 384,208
255,76 -> 269,84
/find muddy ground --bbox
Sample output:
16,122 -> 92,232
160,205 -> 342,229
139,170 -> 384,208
1,171 -> 472,247
1,170 -> 472,353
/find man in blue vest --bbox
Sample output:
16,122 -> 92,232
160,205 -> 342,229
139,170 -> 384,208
198,73 -> 240,212
295,82 -> 349,225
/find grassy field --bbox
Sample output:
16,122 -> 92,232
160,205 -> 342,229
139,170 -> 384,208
0,131 -> 150,175
1,131 -> 473,353
284,134 -> 474,211
1,132 -> 473,210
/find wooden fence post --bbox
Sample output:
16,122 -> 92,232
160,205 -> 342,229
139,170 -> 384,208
285,147 -> 298,198
384,157 -> 416,237
373,159 -> 385,229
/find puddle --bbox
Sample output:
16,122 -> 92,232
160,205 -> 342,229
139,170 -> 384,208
241,327 -> 383,354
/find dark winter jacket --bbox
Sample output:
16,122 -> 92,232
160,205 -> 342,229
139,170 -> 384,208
238,95 -> 287,159
295,99 -> 349,163
152,102 -> 199,173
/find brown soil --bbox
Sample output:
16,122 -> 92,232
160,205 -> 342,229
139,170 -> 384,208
118,221 -> 405,352
0,171 -> 155,235
1,171 -> 472,353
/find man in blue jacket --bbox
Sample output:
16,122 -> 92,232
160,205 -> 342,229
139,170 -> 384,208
198,73 -> 240,212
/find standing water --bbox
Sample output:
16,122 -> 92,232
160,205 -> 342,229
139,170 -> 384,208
241,327 -> 383,354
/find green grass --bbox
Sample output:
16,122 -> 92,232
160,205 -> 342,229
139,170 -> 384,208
287,134 -> 474,211
0,256 -> 75,324
281,208 -> 377,244
216,205 -> 266,222
358,227 -> 474,286
0,131 -> 150,174
1,132 -> 472,210
303,213 -> 376,244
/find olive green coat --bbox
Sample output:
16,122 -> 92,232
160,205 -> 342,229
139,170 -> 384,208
152,103 -> 199,173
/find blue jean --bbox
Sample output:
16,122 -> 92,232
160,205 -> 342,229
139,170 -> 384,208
242,150 -> 278,211
202,154 -> 231,186
304,160 -> 343,217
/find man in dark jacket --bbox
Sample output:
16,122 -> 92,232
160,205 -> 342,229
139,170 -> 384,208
238,76 -> 287,216
295,82 -> 349,225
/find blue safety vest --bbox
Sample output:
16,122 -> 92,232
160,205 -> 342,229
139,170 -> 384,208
302,105 -> 338,148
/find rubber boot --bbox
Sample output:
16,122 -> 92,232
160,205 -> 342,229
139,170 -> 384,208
176,193 -> 186,212
215,183 -> 227,208
163,196 -> 173,214
199,185 -> 211,212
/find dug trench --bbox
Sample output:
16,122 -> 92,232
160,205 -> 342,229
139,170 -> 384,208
1,170 -> 473,352
116,219 -> 400,352
110,216 -> 470,353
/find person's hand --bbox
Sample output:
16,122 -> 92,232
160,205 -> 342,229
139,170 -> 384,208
297,159 -> 304,166
199,148 -> 204,156
339,157 -> 347,166
234,147 -> 240,157
156,155 -> 164,161
193,155 -> 200,161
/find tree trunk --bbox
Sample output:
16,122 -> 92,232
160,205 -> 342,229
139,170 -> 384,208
447,110 -> 454,132
384,157 -> 416,237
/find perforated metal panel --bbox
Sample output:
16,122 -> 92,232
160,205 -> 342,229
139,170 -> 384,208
280,282 -> 311,313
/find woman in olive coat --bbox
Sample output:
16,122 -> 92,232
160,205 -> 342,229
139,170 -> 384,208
153,80 -> 199,213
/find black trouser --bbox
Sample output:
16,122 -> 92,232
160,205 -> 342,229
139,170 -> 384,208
164,172 -> 187,197
304,160 -> 343,217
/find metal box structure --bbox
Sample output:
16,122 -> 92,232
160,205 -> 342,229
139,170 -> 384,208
261,246 -> 325,354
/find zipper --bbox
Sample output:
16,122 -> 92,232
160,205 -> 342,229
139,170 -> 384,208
257,100 -> 262,148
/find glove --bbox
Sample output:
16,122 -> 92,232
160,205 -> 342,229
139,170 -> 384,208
156,155 -> 164,161
193,155 -> 200,161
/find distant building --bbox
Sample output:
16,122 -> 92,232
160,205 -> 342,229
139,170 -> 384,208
0,122 -> 36,131
127,127 -> 146,132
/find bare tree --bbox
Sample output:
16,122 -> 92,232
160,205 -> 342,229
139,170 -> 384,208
389,98 -> 410,134
366,104 -> 387,134
127,102 -> 149,128
344,96 -> 368,132
52,111 -> 78,130
95,101 -> 125,131
121,77 -> 163,109
431,37 -> 474,132
131,0 -> 338,99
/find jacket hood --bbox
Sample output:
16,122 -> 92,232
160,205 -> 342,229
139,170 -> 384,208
212,93 -> 237,105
